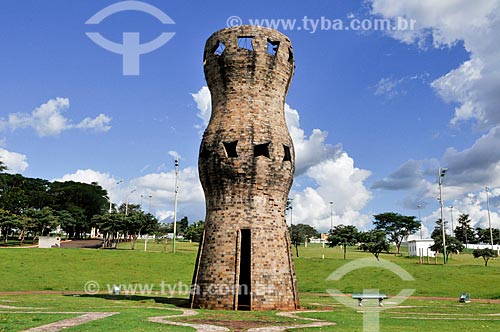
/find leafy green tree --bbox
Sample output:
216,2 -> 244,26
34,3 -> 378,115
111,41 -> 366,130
93,213 -> 124,248
184,220 -> 205,242
56,210 -> 77,238
125,211 -> 159,250
0,160 -> 7,173
373,212 -> 420,255
454,214 -> 474,247
49,181 -> 108,227
0,209 -> 17,244
17,212 -> 34,245
156,222 -> 173,252
289,223 -> 319,257
327,224 -> 359,259
24,207 -> 59,238
431,220 -> 465,261
358,230 -> 390,261
474,227 -> 500,245
475,227 -> 491,244
0,174 -> 52,214
177,216 -> 189,235
473,248 -> 498,266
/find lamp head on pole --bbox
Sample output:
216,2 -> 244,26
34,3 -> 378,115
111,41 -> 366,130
440,168 -> 448,177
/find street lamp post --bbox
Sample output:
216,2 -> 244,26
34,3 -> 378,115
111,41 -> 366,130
109,180 -> 123,213
486,187 -> 494,249
438,167 -> 448,264
148,195 -> 153,214
449,206 -> 454,235
125,189 -> 136,215
329,201 -> 333,232
173,159 -> 179,253
417,204 -> 422,239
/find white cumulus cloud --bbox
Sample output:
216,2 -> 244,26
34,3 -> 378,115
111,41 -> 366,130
75,113 -> 112,132
1,97 -> 112,136
371,0 -> 500,128
0,148 -> 29,173
369,0 -> 500,226
55,167 -> 204,223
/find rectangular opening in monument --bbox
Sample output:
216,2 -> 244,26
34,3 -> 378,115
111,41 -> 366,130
238,229 -> 251,310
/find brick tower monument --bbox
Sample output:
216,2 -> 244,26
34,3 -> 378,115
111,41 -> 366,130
190,26 -> 299,310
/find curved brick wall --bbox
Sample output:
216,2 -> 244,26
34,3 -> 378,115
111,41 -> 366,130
190,26 -> 299,311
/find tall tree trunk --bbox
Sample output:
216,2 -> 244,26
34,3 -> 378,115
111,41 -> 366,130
131,235 -> 138,250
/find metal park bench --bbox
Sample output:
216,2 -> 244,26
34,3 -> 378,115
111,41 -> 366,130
352,293 -> 387,307
459,292 -> 470,303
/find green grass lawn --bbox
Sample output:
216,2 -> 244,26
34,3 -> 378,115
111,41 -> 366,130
1,242 -> 500,331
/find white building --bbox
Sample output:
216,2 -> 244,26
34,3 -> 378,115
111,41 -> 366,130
38,236 -> 61,248
466,243 -> 500,252
408,239 -> 436,257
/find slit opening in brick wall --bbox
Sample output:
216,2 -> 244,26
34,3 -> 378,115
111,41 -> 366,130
288,47 -> 294,63
212,40 -> 226,56
238,36 -> 254,51
283,145 -> 291,162
267,39 -> 280,56
223,141 -> 238,158
238,228 -> 251,310
254,142 -> 270,158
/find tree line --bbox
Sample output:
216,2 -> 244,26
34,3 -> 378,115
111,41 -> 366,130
0,171 -> 110,244
0,161 -> 205,249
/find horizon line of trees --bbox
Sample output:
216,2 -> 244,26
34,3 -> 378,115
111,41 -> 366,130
0,168 -> 201,248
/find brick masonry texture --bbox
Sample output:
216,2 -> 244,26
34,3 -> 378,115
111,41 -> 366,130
190,26 -> 300,311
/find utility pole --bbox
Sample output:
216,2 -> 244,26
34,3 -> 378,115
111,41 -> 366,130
329,201 -> 333,232
438,167 -> 448,264
173,159 -> 179,253
125,189 -> 136,215
148,195 -> 153,214
108,180 -> 123,213
449,206 -> 454,235
486,187 -> 494,249
417,205 -> 422,239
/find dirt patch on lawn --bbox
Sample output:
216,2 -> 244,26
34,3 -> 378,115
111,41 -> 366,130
60,239 -> 103,249
187,319 -> 274,331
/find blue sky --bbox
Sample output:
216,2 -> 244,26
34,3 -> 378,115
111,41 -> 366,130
1,0 -> 500,236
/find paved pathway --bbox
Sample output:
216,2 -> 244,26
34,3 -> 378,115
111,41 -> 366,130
2,311 -> 119,332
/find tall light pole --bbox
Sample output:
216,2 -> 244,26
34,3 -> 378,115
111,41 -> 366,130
109,180 -> 123,213
173,159 -> 179,253
329,201 -> 333,232
486,187 -> 494,249
449,206 -> 454,235
438,167 -> 448,264
148,195 -> 153,214
417,204 -> 422,239
125,189 -> 136,215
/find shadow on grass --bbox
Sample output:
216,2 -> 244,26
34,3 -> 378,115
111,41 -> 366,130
68,294 -> 190,307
